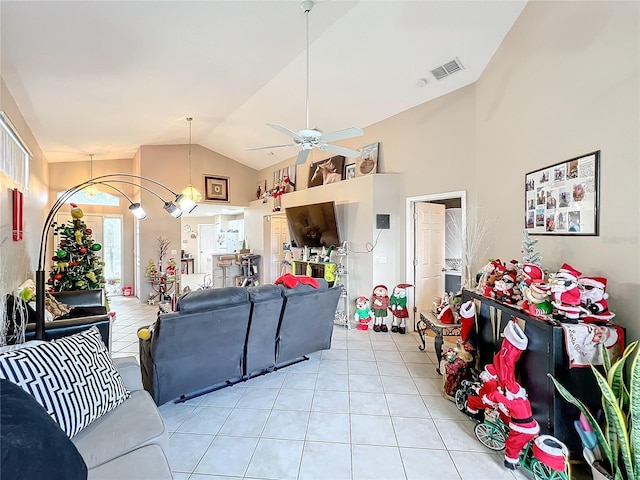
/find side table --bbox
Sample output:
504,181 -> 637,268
418,310 -> 461,374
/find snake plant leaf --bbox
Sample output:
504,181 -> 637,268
606,341 -> 637,413
630,347 -> 639,480
593,366 -> 633,480
548,373 -> 612,465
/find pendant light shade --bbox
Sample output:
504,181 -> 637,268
181,117 -> 202,205
85,154 -> 99,197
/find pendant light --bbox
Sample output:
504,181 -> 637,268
180,117 -> 203,205
85,154 -> 99,197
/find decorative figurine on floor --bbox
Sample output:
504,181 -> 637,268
389,283 -> 412,334
354,296 -> 374,331
371,285 -> 390,332
549,263 -> 583,322
487,381 -> 540,471
465,364 -> 500,420
441,339 -> 475,400
578,276 -> 615,322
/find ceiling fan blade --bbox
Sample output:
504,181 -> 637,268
318,127 -> 364,143
247,143 -> 296,151
295,149 -> 311,165
319,143 -> 361,158
267,123 -> 303,142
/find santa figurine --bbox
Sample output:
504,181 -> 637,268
354,296 -> 374,331
578,276 -> 615,322
389,283 -> 412,334
493,320 -> 529,386
549,263 -> 583,322
371,285 -> 390,332
465,364 -> 501,420
493,270 -> 516,304
521,263 -> 544,287
487,381 -> 540,471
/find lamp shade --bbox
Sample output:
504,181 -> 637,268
163,202 -> 182,218
128,202 -> 147,219
180,184 -> 202,203
176,193 -> 197,213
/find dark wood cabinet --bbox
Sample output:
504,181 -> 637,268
462,288 -> 605,454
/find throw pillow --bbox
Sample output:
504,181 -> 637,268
0,326 -> 130,437
0,378 -> 88,480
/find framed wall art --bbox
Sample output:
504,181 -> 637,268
344,163 -> 356,180
524,151 -> 600,236
203,175 -> 230,202
307,156 -> 345,188
355,142 -> 379,177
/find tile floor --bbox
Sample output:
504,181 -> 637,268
108,278 -> 580,480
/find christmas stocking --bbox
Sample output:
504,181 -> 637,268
459,300 -> 475,342
493,321 -> 528,386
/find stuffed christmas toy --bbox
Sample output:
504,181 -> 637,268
371,285 -> 390,332
441,340 -> 474,399
437,302 -> 455,325
520,282 -> 553,317
493,320 -> 528,386
459,300 -> 475,342
466,364 -> 500,418
354,296 -> 374,331
549,263 -> 582,321
487,381 -> 540,470
521,263 -> 544,287
389,283 -> 412,334
578,276 -> 615,322
493,270 -> 516,304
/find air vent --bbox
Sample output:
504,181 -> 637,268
430,58 -> 464,81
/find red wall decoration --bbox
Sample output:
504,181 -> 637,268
12,188 -> 23,241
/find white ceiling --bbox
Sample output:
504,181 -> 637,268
1,0 -> 526,170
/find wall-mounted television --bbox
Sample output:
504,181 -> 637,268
285,201 -> 341,248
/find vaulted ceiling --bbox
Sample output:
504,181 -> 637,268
1,0 -> 527,170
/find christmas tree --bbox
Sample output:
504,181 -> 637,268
48,203 -> 106,292
521,229 -> 542,266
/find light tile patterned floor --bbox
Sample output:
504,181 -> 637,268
108,280 -> 561,480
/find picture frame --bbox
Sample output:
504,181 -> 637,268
524,151 -> 600,236
355,142 -> 379,177
203,175 -> 230,202
344,163 -> 356,180
307,156 -> 345,188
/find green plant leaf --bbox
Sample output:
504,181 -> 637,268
629,346 -> 639,480
548,373 -> 612,465
593,366 -> 633,480
603,341 -> 612,373
607,341 -> 637,413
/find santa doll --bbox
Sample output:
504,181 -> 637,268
466,364 -> 501,419
389,283 -> 412,334
578,276 -> 615,322
371,285 -> 390,332
549,263 -> 583,322
521,263 -> 544,287
493,270 -> 516,304
487,381 -> 540,470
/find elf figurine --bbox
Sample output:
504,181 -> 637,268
354,296 -> 374,331
371,285 -> 390,332
389,283 -> 412,334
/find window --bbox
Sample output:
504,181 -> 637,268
0,112 -> 31,189
56,189 -> 120,207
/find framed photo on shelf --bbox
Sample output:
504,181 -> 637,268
344,163 -> 356,180
524,151 -> 600,236
356,142 -> 379,177
203,175 -> 230,202
307,156 -> 345,188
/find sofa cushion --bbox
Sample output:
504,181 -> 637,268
0,378 -> 88,480
87,445 -> 172,480
177,286 -> 250,313
0,326 -> 129,437
71,390 -> 168,469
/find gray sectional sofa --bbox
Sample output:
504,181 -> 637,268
139,279 -> 340,405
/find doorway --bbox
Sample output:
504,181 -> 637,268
263,214 -> 291,284
406,191 -> 466,330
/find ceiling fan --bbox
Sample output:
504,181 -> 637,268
248,0 -> 363,165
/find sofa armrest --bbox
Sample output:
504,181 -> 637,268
25,314 -> 111,347
113,356 -> 144,392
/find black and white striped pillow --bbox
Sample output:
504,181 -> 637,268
0,326 -> 130,437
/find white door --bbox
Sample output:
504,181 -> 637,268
197,224 -> 217,274
414,202 -> 446,317
269,215 -> 290,283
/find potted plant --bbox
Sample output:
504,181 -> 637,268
548,340 -> 638,480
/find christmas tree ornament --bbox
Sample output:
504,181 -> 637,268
91,243 -> 102,251
54,273 -> 63,280
79,247 -> 88,254
56,249 -> 67,258
86,228 -> 92,234
85,271 -> 97,283
74,230 -> 83,244
69,203 -> 84,219
64,227 -> 72,236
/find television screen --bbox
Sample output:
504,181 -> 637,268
285,201 -> 341,248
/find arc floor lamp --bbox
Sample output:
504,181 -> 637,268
35,173 -> 197,340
